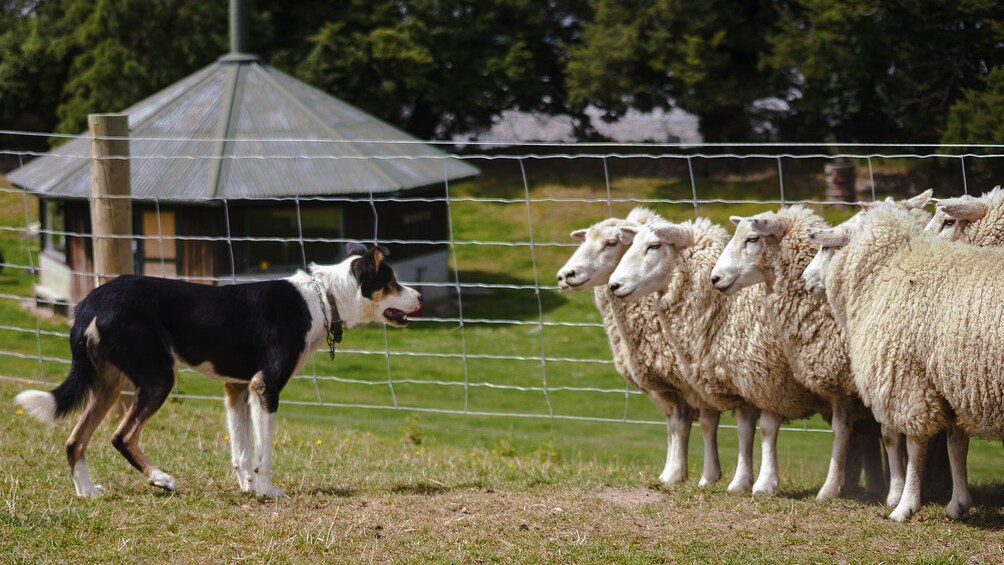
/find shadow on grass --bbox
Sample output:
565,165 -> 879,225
305,486 -> 358,498
390,480 -> 451,495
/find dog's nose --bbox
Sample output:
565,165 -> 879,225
609,282 -> 621,292
710,274 -> 721,285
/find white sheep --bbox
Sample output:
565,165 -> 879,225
608,211 -> 824,495
710,205 -> 885,501
557,208 -> 723,487
803,203 -> 999,522
926,186 -> 1004,245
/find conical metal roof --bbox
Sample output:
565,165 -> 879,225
9,55 -> 478,201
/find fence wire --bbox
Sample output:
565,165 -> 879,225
0,132 -> 997,432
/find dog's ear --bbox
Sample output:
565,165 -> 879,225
345,242 -> 367,257
375,244 -> 390,258
368,246 -> 385,270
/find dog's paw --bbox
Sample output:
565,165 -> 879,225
149,470 -> 177,492
254,484 -> 286,498
76,484 -> 105,497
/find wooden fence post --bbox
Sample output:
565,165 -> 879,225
89,114 -> 133,285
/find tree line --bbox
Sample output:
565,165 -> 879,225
1,0 -> 1002,148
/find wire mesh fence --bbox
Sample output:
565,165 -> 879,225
0,131 -> 1000,431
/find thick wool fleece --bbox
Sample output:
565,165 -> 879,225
591,210 -> 710,410
936,187 -> 1004,246
755,206 -> 859,400
825,206 -> 1004,438
658,218 -> 822,418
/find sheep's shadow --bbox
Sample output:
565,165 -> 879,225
959,484 -> 1004,530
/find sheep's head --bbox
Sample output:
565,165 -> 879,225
557,218 -> 633,291
710,213 -> 787,294
607,222 -> 692,302
925,194 -> 987,242
803,226 -> 851,295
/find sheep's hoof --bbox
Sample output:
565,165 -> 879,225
752,478 -> 779,495
947,501 -> 972,521
658,470 -> 686,487
698,473 -> 721,487
815,483 -> 841,501
727,477 -> 753,494
888,502 -> 918,522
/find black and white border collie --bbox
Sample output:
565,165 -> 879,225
16,243 -> 421,498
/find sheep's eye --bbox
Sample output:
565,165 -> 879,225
820,246 -> 831,252
746,236 -> 759,244
647,243 -> 662,251
943,219 -> 957,227
605,239 -> 618,247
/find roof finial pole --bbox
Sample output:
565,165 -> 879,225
230,0 -> 248,54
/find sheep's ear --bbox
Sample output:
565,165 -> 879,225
570,229 -> 588,241
729,215 -> 744,226
750,217 -> 788,238
904,189 -> 935,209
858,200 -> 876,211
806,227 -> 850,247
345,242 -> 368,256
927,197 -> 940,207
653,223 -> 692,248
617,226 -> 638,245
940,198 -> 987,222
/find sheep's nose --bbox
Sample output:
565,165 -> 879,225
609,282 -> 621,292
564,270 -> 575,280
710,274 -> 721,285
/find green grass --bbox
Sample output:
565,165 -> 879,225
2,163 -> 1003,562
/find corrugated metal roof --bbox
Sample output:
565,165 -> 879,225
9,56 -> 479,201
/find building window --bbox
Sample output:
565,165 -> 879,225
141,210 -> 178,278
43,200 -> 66,259
236,206 -> 343,274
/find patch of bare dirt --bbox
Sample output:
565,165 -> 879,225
595,486 -> 666,506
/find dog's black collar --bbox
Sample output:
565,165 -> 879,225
311,276 -> 342,360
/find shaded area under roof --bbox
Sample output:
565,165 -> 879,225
9,55 -> 478,201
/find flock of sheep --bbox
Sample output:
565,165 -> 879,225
556,186 -> 1004,522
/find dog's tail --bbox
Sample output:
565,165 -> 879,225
15,319 -> 97,424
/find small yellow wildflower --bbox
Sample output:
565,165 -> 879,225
15,409 -> 23,415
314,439 -> 322,446
222,435 -> 229,441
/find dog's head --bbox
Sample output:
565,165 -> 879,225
344,243 -> 422,327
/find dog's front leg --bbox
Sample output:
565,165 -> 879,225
224,383 -> 254,492
249,373 -> 285,498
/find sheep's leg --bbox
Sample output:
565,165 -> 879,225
655,393 -> 692,486
698,408 -> 722,486
817,399 -> 851,501
860,418 -> 887,498
727,406 -> 758,493
752,411 -> 782,495
945,425 -> 973,521
888,436 -> 927,522
667,398 -> 693,485
881,425 -> 907,507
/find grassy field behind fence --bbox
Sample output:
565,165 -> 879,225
2,156 -> 1004,561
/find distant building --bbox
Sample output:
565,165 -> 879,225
455,106 -> 702,146
8,52 -> 477,308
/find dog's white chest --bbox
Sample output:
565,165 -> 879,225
188,359 -> 248,384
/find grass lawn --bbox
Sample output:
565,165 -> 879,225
2,158 -> 1002,562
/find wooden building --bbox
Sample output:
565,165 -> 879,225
9,50 -> 476,308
